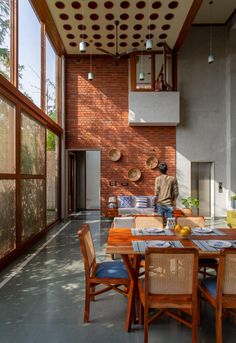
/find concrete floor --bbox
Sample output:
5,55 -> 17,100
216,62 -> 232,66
0,212 -> 234,343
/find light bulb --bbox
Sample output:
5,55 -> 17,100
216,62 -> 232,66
80,41 -> 86,53
208,54 -> 214,64
146,39 -> 152,51
88,72 -> 94,81
139,72 -> 144,81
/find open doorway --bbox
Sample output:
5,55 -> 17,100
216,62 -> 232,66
67,150 -> 100,213
191,162 -> 214,217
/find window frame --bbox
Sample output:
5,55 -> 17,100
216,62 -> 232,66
130,44 -> 174,92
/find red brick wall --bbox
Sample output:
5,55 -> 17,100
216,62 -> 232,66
65,56 -> 176,209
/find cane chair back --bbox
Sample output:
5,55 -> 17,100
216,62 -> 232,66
176,216 -> 205,228
199,249 -> 236,343
139,248 -> 199,343
135,216 -> 164,229
78,224 -> 129,323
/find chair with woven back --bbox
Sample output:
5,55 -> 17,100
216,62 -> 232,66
78,224 -> 129,322
176,216 -> 205,228
176,216 -> 218,277
198,248 -> 236,343
135,215 -> 164,229
138,247 -> 199,343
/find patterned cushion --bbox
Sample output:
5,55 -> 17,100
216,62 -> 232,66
135,196 -> 148,208
119,196 -> 133,208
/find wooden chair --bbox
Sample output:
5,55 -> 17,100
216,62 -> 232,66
176,216 -> 218,277
176,216 -> 205,228
198,249 -> 236,343
78,224 -> 129,322
138,247 -> 199,343
135,216 -> 164,229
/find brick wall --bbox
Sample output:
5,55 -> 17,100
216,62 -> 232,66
65,56 -> 176,209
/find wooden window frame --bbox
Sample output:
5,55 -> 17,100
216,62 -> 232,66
130,44 -> 175,92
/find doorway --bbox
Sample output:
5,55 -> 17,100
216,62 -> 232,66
191,162 -> 214,217
67,150 -> 100,213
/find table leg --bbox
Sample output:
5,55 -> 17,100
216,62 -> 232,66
122,254 -> 141,332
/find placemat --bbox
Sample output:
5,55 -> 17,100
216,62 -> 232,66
192,240 -> 236,252
131,228 -> 174,236
191,228 -> 226,236
132,240 -> 183,252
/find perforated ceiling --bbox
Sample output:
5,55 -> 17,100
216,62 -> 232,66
45,0 -> 236,55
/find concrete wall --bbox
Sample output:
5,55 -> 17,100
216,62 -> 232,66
129,91 -> 180,126
177,24 -> 236,216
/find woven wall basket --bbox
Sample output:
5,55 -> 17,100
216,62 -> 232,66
108,148 -> 121,162
146,156 -> 158,169
128,168 -> 141,182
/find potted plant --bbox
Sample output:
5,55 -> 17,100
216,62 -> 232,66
231,194 -> 236,209
181,196 -> 200,216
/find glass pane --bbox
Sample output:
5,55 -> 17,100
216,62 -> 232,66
46,36 -> 57,122
21,179 -> 45,241
18,0 -> 41,107
21,112 -> 45,175
136,54 -> 152,89
0,179 -> 16,258
46,130 -> 59,224
0,0 -> 10,80
0,94 -> 15,173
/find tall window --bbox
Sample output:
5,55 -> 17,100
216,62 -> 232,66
0,95 -> 16,258
0,0 -> 11,80
46,35 -> 57,122
21,112 -> 45,241
47,130 -> 59,224
18,0 -> 41,107
0,94 -> 15,173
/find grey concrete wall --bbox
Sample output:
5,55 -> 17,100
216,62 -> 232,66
177,25 -> 236,216
129,91 -> 180,126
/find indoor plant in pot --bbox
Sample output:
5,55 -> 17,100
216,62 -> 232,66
181,196 -> 200,216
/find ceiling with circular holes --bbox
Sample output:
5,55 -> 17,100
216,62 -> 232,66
45,0 -> 236,55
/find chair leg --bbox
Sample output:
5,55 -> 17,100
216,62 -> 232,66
216,307 -> 222,343
144,306 -> 149,343
192,305 -> 198,343
138,298 -> 144,325
84,283 -> 91,323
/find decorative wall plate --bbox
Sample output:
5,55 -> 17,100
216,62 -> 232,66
128,168 -> 141,182
108,148 -> 121,162
146,156 -> 158,169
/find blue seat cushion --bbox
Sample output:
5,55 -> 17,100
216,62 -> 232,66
202,277 -> 217,298
96,261 -> 128,279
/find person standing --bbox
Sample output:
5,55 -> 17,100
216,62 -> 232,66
154,162 -> 179,220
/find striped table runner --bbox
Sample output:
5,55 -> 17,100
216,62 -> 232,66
192,240 -> 236,252
131,228 -> 174,236
132,240 -> 183,252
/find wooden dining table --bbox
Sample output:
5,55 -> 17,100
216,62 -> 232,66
106,227 -> 236,332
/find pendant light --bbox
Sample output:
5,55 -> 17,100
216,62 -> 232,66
208,25 -> 214,64
88,42 -> 94,81
146,0 -> 152,50
139,48 -> 145,81
79,0 -> 86,53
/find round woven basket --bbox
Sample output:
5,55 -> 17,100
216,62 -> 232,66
128,168 -> 142,182
146,156 -> 158,169
108,148 -> 121,162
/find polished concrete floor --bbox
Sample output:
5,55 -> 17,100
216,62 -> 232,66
0,212 -> 235,343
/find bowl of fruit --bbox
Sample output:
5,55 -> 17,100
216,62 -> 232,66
174,224 -> 192,239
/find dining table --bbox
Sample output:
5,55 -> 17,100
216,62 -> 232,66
105,227 -> 236,332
